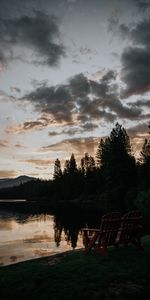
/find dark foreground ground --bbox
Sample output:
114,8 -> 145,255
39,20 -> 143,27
0,236 -> 150,300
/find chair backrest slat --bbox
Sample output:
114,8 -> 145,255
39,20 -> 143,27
119,211 -> 142,243
100,212 -> 122,245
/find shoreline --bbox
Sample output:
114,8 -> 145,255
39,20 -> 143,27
0,235 -> 150,300
0,248 -> 84,268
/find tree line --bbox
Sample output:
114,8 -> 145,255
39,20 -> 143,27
0,123 -> 150,214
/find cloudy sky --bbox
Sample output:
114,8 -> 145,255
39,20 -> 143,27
0,0 -> 150,179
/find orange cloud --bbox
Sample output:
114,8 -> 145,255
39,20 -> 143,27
6,120 -> 49,134
5,114 -> 74,134
20,159 -> 54,166
0,140 -> 8,147
15,143 -> 25,148
127,123 -> 149,158
0,170 -> 17,178
40,137 -> 99,159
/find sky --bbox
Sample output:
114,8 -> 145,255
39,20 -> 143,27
0,0 -> 150,179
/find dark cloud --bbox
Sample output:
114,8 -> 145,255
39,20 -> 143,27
48,128 -> 79,136
73,71 -> 120,123
48,123 -> 98,137
129,19 -> 150,46
79,47 -> 97,55
89,72 -> 142,120
119,24 -> 130,39
81,122 -> 98,131
0,11 -> 65,68
89,70 -> 117,98
21,74 -> 90,125
22,121 -> 47,130
38,115 -> 56,124
133,0 -> 150,12
61,128 -> 80,136
101,70 -> 117,82
120,18 -> 150,98
69,73 -> 90,98
30,79 -> 48,89
21,71 -> 117,125
102,96 -> 142,120
23,84 -> 73,123
17,70 -> 147,130
108,13 -> 119,33
77,98 -> 116,123
127,122 -> 149,137
48,131 -> 60,137
121,46 -> 150,98
0,50 -> 8,70
127,99 -> 150,108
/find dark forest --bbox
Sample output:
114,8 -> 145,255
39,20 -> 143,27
0,123 -> 150,216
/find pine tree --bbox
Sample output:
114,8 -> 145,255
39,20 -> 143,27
69,153 -> 77,174
96,123 -> 136,209
138,123 -> 150,188
63,154 -> 77,176
103,123 -> 135,186
96,137 -> 111,170
110,123 -> 132,156
80,153 -> 95,177
62,154 -> 80,200
140,123 -> 150,165
96,139 -> 105,168
53,158 -> 62,180
63,160 -> 70,175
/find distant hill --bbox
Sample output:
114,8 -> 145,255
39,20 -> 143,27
0,176 -> 37,189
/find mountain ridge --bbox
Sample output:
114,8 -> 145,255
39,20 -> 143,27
0,175 -> 37,189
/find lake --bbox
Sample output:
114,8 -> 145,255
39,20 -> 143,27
0,201 -> 99,266
1,201 -> 147,267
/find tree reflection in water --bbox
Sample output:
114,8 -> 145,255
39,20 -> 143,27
53,207 -> 100,249
54,216 -> 63,247
0,203 -> 102,250
54,214 -> 80,249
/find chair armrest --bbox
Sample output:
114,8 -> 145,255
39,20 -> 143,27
81,228 -> 101,232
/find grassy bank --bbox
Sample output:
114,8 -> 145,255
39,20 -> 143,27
0,236 -> 150,300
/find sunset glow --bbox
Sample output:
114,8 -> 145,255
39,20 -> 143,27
0,0 -> 150,179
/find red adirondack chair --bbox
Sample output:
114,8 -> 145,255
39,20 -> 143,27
82,211 -> 143,255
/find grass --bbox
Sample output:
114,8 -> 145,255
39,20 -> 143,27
0,235 -> 150,300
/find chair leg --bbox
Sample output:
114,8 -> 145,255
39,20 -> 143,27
132,236 -> 144,251
96,245 -> 108,256
83,235 -> 88,249
136,236 -> 144,250
85,232 -> 100,254
96,238 -> 108,256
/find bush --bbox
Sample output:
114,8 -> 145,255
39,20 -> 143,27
134,189 -> 150,215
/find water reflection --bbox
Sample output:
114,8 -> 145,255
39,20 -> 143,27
0,209 -> 84,266
54,216 -> 81,249
0,203 -> 149,266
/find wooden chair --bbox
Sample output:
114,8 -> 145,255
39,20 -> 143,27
82,211 -> 143,255
82,212 -> 122,255
115,210 -> 143,250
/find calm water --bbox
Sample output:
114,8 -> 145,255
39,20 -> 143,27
1,201 -> 147,267
0,201 -> 99,266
